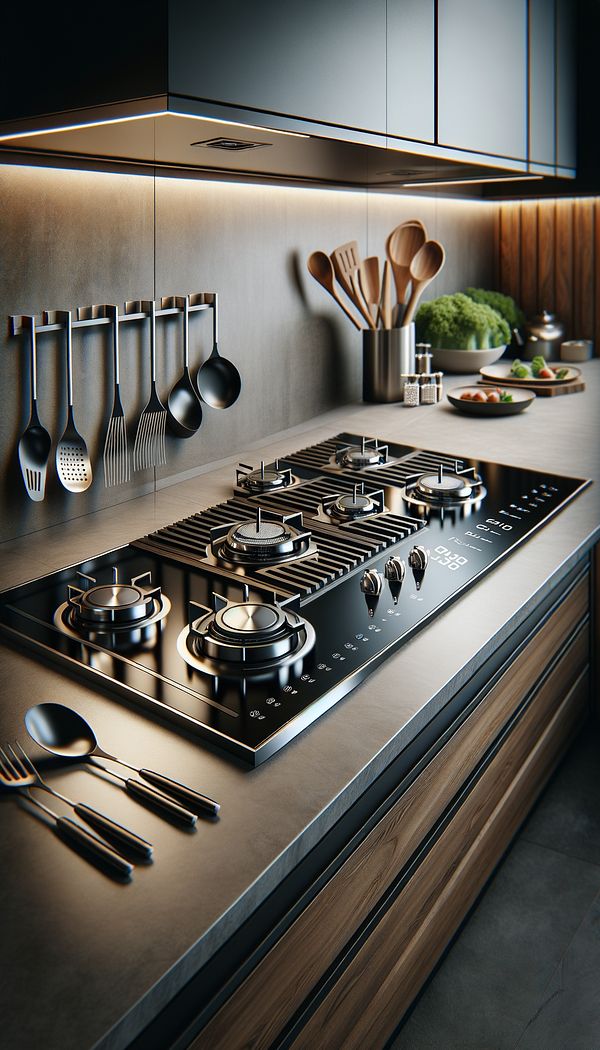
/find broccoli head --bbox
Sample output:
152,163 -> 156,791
464,288 -> 525,330
415,292 -> 511,350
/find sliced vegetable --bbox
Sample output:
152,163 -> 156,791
530,355 -> 548,377
510,359 -> 530,378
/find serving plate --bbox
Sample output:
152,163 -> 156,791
447,386 -> 535,416
479,362 -> 581,385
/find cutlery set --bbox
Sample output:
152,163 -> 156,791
12,291 -> 242,502
307,220 -> 445,331
0,702 -> 220,880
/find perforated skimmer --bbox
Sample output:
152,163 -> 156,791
55,310 -> 93,493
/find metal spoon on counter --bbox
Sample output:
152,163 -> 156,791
167,296 -> 203,437
25,703 -> 220,819
196,293 -> 241,409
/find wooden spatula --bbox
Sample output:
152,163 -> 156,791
331,241 -> 375,329
358,256 -> 380,326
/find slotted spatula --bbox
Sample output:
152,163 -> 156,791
18,315 -> 51,501
331,241 -> 376,329
55,310 -> 93,493
133,299 -> 167,472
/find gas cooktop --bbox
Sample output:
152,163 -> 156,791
0,433 -> 590,764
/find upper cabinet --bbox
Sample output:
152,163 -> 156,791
529,0 -> 556,169
168,0 -> 387,136
556,0 -> 576,172
437,0 -> 527,161
387,0 -> 435,143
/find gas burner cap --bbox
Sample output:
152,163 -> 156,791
403,463 -> 485,509
342,447 -> 383,469
232,520 -> 289,545
415,471 -> 473,503
329,491 -> 376,522
236,460 -> 295,495
211,510 -> 314,566
179,594 -> 316,675
76,583 -> 152,626
55,568 -> 170,648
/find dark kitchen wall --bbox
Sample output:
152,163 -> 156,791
0,162 -> 495,544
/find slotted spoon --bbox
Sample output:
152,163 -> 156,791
55,310 -> 93,492
133,299 -> 167,471
18,315 -> 51,501
103,304 -> 130,486
331,241 -> 376,329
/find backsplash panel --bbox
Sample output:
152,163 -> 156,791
497,197 -> 599,351
0,164 -> 495,543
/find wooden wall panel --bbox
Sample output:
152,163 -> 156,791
498,197 -> 598,352
555,199 -> 574,335
537,200 -> 556,314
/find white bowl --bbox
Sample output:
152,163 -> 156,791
430,345 -> 507,374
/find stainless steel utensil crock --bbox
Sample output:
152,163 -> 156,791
362,325 -> 415,402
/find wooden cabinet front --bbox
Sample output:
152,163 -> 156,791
190,570 -> 590,1050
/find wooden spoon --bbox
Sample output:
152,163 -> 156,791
307,251 -> 363,330
386,220 -> 427,317
402,239 -> 446,327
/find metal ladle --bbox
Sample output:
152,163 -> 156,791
25,702 -> 220,817
196,293 -> 241,410
167,296 -> 203,437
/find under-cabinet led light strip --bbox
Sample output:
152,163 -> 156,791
401,174 -> 544,188
0,110 -> 310,142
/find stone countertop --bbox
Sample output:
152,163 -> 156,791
1,363 -> 599,1050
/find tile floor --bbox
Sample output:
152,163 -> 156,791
390,727 -> 600,1050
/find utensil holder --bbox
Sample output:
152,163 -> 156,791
362,325 -> 415,403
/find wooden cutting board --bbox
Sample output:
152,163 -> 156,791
478,379 -> 586,397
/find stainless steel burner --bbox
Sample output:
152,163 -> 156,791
235,460 -> 296,495
178,591 -> 315,676
210,509 -> 315,566
333,438 -> 388,471
54,568 -> 170,650
323,485 -> 384,523
403,463 -> 485,510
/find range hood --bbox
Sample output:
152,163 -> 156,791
0,3 -> 549,196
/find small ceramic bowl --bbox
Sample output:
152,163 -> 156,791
447,385 -> 535,416
430,345 -> 506,373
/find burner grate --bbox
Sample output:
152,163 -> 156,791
133,495 -> 423,598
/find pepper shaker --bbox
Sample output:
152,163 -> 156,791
403,374 -> 420,406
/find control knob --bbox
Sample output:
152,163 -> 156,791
408,545 -> 429,591
384,556 -> 406,605
360,568 -> 383,617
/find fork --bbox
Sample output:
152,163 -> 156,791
133,299 -> 167,472
0,744 -> 134,878
103,304 -> 131,487
13,742 -> 153,858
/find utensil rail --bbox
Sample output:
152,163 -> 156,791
9,292 -> 216,337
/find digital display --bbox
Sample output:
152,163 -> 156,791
430,544 -> 468,571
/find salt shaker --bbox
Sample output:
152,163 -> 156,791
420,375 -> 437,404
403,374 -> 420,406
